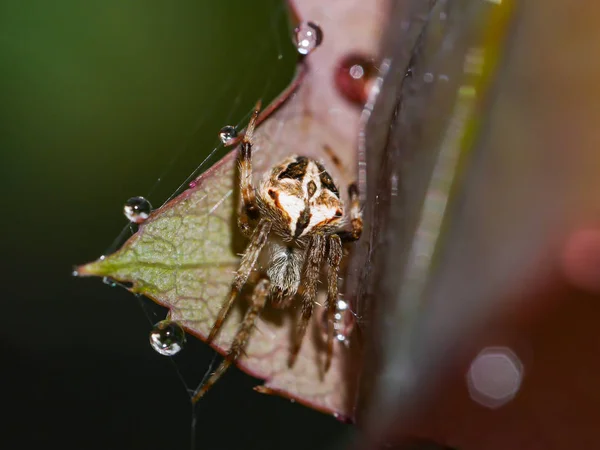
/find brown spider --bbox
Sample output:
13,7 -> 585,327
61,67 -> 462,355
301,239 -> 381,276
191,104 -> 362,403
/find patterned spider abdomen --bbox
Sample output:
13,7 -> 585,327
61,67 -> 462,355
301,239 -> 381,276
259,155 -> 344,240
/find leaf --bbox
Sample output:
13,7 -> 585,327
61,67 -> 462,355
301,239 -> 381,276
76,0 -> 388,420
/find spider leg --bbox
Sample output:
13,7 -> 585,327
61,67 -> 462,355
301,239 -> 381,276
207,219 -> 271,343
238,101 -> 262,236
338,182 -> 363,243
289,233 -> 326,367
192,277 -> 270,403
325,234 -> 343,371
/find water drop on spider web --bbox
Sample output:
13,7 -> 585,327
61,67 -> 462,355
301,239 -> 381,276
319,298 -> 355,347
218,125 -> 238,146
150,320 -> 186,356
102,276 -> 117,288
293,21 -> 323,56
136,298 -> 219,401
123,196 -> 152,223
101,276 -> 133,289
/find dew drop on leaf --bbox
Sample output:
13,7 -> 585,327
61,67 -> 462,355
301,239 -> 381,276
293,21 -> 323,56
218,125 -> 238,146
149,320 -> 186,356
124,196 -> 152,223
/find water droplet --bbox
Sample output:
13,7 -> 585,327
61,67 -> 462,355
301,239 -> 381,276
101,276 -> 133,289
218,125 -> 238,146
293,21 -> 323,56
319,298 -> 355,345
103,276 -> 117,287
124,196 -> 152,223
334,53 -> 377,105
72,269 -> 79,277
337,299 -> 348,311
423,72 -> 434,83
149,320 -> 186,356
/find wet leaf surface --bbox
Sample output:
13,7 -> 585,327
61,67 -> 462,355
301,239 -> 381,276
77,0 -> 387,419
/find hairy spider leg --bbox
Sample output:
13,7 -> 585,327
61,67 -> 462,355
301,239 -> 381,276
324,234 -> 343,371
207,219 -> 272,343
237,102 -> 262,237
338,182 -> 363,243
192,277 -> 270,403
289,233 -> 327,367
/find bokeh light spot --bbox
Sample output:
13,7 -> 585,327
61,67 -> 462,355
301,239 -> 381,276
467,346 -> 523,409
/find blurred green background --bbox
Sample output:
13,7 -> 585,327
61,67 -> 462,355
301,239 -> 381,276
0,1 -> 349,448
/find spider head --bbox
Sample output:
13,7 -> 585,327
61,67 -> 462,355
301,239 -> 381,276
259,155 -> 344,239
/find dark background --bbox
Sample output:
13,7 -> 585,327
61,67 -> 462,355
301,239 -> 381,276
0,1 -> 351,448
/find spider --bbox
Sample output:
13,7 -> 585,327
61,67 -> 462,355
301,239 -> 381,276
191,103 -> 362,403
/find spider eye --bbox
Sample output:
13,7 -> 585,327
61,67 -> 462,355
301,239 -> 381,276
278,156 -> 309,180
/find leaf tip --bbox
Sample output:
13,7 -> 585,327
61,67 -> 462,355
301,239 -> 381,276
73,256 -> 113,278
